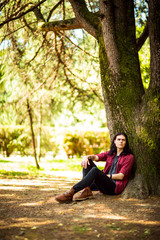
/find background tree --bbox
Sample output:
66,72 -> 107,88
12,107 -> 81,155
0,0 -> 104,167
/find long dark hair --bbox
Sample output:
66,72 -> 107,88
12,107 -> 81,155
108,132 -> 132,156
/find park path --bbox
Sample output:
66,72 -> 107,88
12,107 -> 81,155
0,174 -> 160,240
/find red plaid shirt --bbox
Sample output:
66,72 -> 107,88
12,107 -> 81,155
96,151 -> 134,194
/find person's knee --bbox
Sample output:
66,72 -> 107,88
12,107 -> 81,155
88,159 -> 94,165
91,166 -> 98,174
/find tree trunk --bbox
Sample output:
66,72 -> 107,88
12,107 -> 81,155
27,98 -> 40,169
98,0 -> 160,198
122,0 -> 160,198
37,95 -> 42,162
136,0 -> 160,196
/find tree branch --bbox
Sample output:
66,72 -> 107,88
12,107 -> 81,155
69,0 -> 99,38
33,7 -> 45,22
136,20 -> 149,51
47,0 -> 64,22
38,10 -> 99,36
0,0 -> 47,28
26,36 -> 47,65
0,0 -> 9,11
38,18 -> 82,32
59,31 -> 98,58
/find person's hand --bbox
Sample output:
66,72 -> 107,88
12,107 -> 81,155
81,156 -> 90,169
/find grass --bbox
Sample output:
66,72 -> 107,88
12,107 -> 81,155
0,155 -> 105,179
0,160 -> 12,163
0,170 -> 29,177
0,155 -> 82,178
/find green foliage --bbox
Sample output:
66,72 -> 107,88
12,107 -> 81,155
63,132 -> 87,158
136,27 -> 150,90
63,128 -> 110,158
17,131 -> 32,156
0,125 -> 110,159
39,127 -> 60,157
0,1 -> 101,128
0,20 -> 103,131
0,0 -> 150,138
134,0 -> 148,26
84,130 -> 110,154
0,125 -> 30,157
0,125 -> 61,157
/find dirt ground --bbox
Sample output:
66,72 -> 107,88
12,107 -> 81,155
0,175 -> 160,240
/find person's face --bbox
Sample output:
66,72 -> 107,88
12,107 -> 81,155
114,135 -> 126,150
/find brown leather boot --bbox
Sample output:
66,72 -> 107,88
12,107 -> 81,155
55,187 -> 75,203
74,187 -> 93,201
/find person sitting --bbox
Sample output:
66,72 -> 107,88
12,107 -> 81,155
55,132 -> 134,203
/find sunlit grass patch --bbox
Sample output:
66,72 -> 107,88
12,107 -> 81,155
0,159 -> 12,163
0,169 -> 48,178
27,165 -> 45,172
47,159 -> 67,163
0,156 -> 105,179
0,170 -> 29,178
49,158 -> 82,172
0,156 -> 83,179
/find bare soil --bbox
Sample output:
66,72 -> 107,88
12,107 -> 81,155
0,175 -> 160,240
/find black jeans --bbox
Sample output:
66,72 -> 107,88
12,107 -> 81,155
73,160 -> 116,195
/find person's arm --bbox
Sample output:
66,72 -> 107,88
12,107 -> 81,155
107,173 -> 124,180
107,155 -> 134,181
81,155 -> 99,169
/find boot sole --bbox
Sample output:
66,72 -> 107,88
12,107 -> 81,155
74,195 -> 93,201
55,198 -> 73,204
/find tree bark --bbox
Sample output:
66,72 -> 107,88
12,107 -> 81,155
136,0 -> 160,196
98,0 -> 143,137
148,0 -> 160,90
27,98 -> 40,169
123,0 -> 160,198
69,0 -> 98,38
37,95 -> 42,162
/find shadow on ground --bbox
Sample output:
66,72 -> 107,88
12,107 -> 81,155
0,176 -> 160,240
